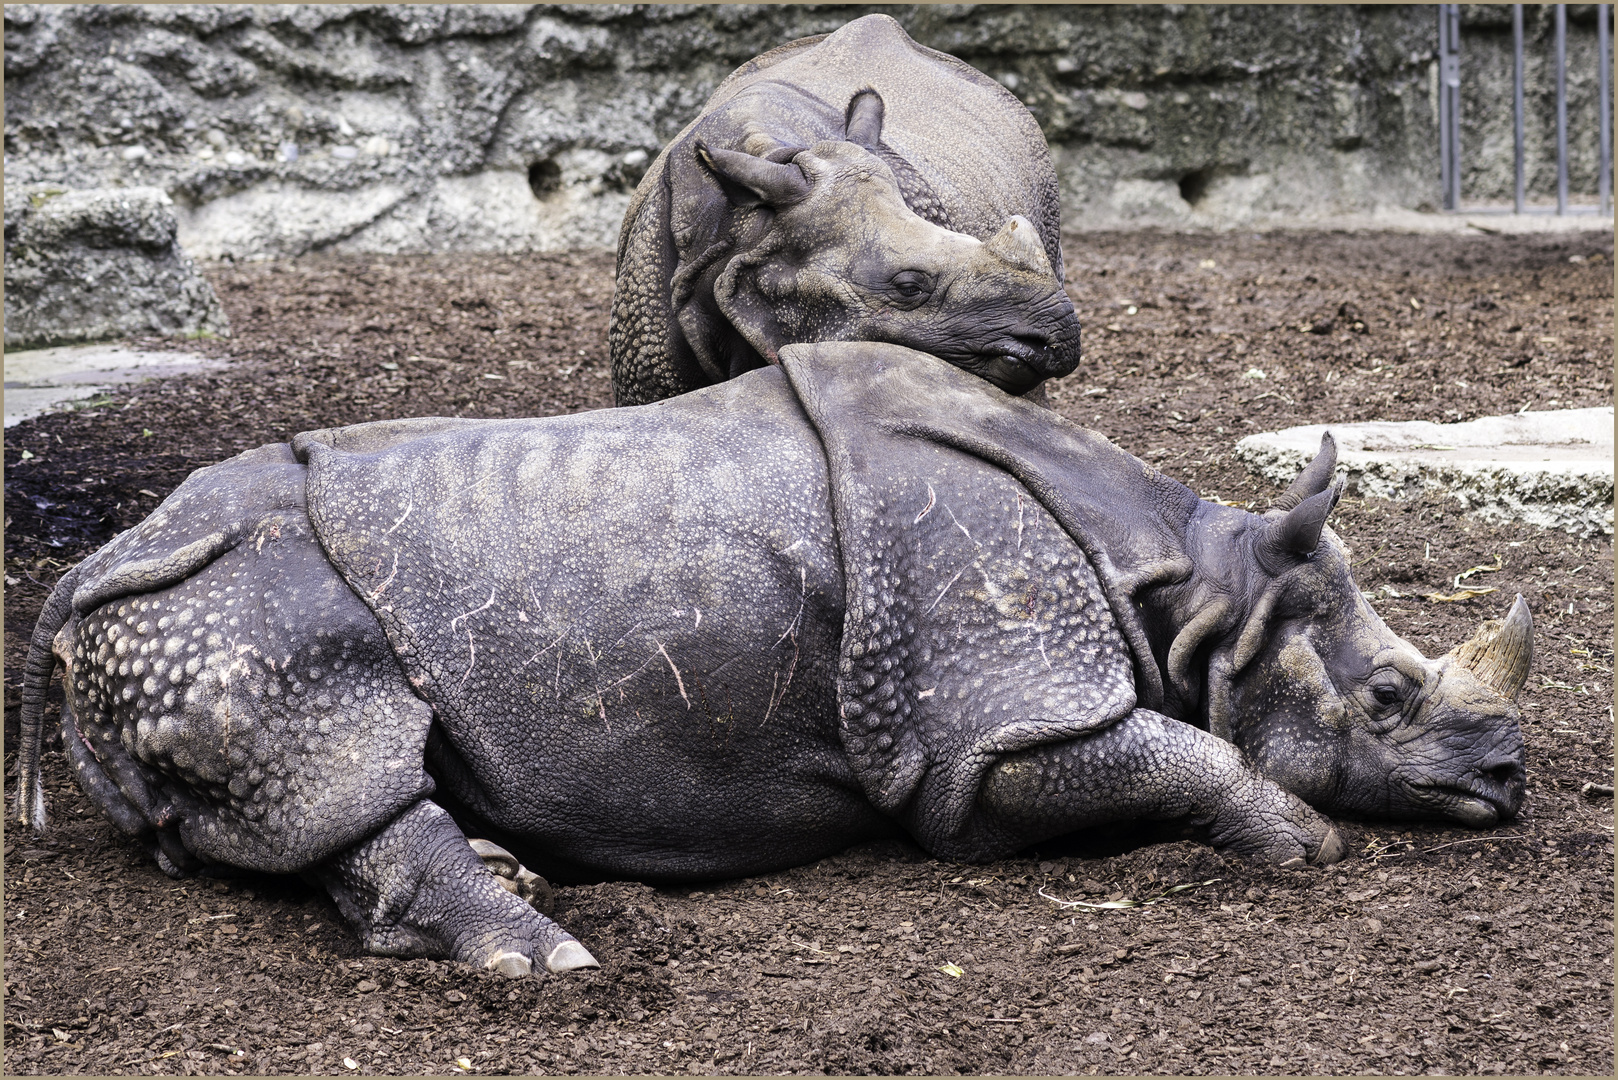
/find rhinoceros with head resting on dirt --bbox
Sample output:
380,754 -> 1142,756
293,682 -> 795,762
17,343 -> 1530,977
610,13 -> 1081,405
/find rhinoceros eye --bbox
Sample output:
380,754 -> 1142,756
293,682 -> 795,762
888,271 -> 934,305
1371,684 -> 1402,707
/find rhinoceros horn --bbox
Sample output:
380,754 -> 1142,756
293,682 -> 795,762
1272,432 -> 1338,511
1255,479 -> 1343,571
986,216 -> 1053,277
696,142 -> 813,208
1449,594 -> 1534,701
844,88 -> 885,147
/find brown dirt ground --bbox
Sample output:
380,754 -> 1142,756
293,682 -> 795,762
4,230 -> 1614,1077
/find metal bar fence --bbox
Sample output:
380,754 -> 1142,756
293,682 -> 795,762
1439,4 -> 1463,210
1556,4 -> 1569,214
1514,5 -> 1526,213
1446,4 -> 1612,216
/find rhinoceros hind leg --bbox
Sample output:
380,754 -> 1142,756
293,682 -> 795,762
314,800 -> 589,977
468,838 -> 556,915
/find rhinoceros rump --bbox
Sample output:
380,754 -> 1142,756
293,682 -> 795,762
17,343 -> 1528,977
610,14 -> 1081,405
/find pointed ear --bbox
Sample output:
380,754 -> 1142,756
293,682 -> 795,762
1257,479 -> 1342,572
695,141 -> 812,209
712,254 -> 787,365
1272,431 -> 1337,511
844,88 -> 885,147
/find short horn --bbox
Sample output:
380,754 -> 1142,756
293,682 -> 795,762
1450,594 -> 1534,701
695,142 -> 812,208
1256,479 -> 1341,571
985,215 -> 1053,277
844,88 -> 885,148
1272,431 -> 1337,511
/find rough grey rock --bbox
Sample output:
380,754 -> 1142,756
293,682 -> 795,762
1234,408 -> 1614,539
5,5 -> 1608,260
4,184 -> 228,349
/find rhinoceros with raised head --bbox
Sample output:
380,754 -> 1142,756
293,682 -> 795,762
610,13 -> 1080,405
17,343 -> 1530,978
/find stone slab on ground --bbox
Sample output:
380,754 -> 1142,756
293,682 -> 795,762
3,185 -> 229,350
1234,408 -> 1614,538
3,344 -> 225,428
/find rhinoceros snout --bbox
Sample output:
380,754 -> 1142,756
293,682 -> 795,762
1477,755 -> 1527,819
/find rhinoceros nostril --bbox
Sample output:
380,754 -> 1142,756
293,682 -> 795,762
1483,762 -> 1523,788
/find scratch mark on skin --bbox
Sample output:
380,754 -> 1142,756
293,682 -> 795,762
522,627 -> 572,668
944,504 -> 977,547
762,619 -> 803,727
459,629 -> 476,689
368,552 -> 400,602
918,687 -> 937,699
450,587 -> 497,631
694,609 -> 701,629
601,651 -> 659,695
774,568 -> 808,648
1016,493 -> 1025,552
657,641 -> 692,709
457,472 -> 497,500
383,501 -> 413,536
778,538 -> 805,555
1038,633 -> 1053,671
914,484 -> 937,525
925,563 -> 973,615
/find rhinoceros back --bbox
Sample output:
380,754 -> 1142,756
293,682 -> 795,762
299,372 -> 877,877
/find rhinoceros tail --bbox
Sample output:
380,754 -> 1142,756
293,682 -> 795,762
14,564 -> 80,832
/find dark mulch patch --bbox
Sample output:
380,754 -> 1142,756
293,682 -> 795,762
4,230 -> 1612,1076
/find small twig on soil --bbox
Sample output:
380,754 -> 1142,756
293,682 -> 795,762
1422,834 -> 1527,854
1039,878 -> 1220,910
1579,781 -> 1614,799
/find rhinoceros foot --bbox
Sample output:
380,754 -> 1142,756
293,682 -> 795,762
469,838 -> 556,915
1278,827 -> 1346,869
315,801 -> 594,979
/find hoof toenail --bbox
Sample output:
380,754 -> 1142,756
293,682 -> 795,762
545,940 -> 599,973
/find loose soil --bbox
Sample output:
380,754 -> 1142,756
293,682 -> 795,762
4,230 -> 1613,1077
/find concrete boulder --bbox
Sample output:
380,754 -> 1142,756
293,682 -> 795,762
1234,409 -> 1614,539
3,184 -> 228,350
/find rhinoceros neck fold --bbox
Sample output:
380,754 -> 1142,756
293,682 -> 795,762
778,341 -> 1208,855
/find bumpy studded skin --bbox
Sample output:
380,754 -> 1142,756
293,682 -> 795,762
21,341 -> 1530,973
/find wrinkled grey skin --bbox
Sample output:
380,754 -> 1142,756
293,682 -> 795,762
17,343 -> 1529,978
610,14 -> 1081,405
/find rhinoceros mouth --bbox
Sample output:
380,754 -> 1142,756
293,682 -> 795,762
947,341 -> 1051,395
1403,778 -> 1520,828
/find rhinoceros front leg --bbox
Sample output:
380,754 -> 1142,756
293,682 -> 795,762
981,709 -> 1346,867
312,800 -> 597,977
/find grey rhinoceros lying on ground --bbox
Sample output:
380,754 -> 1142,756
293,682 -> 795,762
610,13 -> 1081,405
17,343 -> 1530,978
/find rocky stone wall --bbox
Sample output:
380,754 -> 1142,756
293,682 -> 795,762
3,4 -> 1609,261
